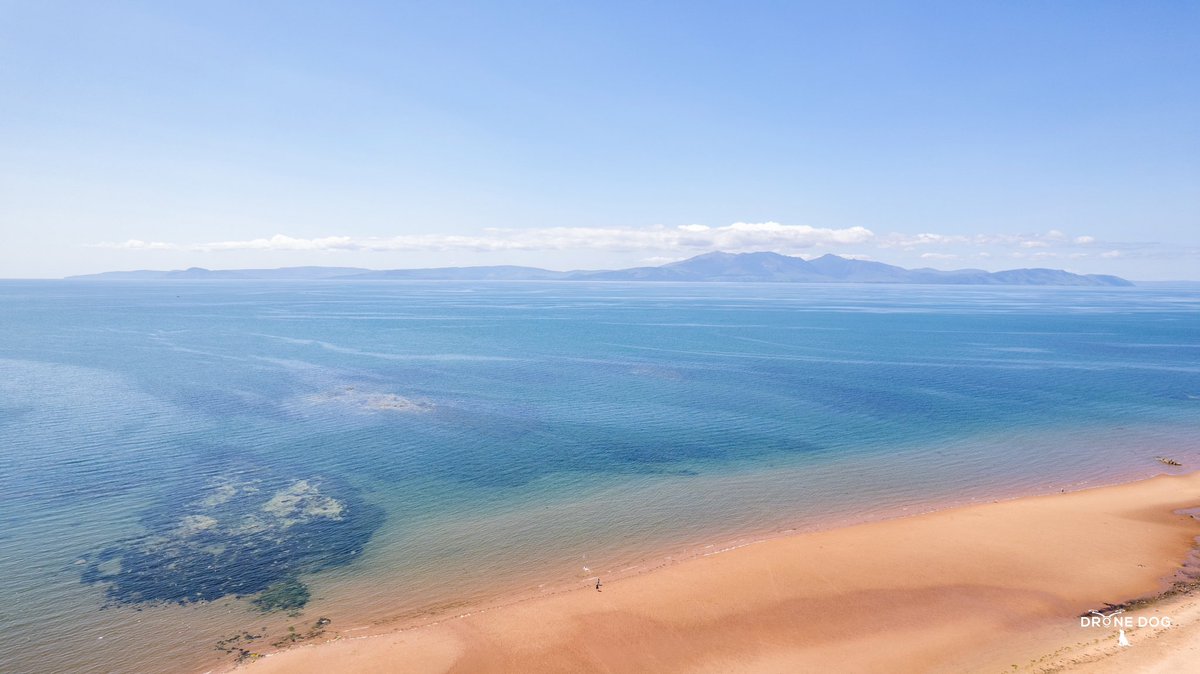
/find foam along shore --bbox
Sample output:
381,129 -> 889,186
235,472 -> 1200,674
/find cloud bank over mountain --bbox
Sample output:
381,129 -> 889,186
87,219 -> 1180,277
92,221 -> 1165,271
95,222 -> 874,255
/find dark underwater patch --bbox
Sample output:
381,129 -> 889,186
252,579 -> 311,614
81,464 -> 383,611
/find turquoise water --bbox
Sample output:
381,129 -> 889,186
2,280 -> 1199,673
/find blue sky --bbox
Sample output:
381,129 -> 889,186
2,1 -> 1197,279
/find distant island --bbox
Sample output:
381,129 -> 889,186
69,251 -> 1133,286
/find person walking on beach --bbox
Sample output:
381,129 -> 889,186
595,577 -> 602,592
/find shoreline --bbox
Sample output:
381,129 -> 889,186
224,469 -> 1200,673
289,451 -> 1197,643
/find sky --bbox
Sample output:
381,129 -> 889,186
1,1 -> 1197,279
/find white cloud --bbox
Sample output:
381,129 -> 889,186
919,252 -> 958,260
885,230 -> 1110,251
93,222 -> 876,255
881,232 -> 969,248
104,238 -> 180,251
1101,250 -> 1122,258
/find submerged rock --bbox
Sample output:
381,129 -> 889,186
302,386 -> 434,414
252,579 -> 311,614
81,465 -> 383,610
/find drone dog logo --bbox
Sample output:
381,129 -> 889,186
1080,607 -> 1173,647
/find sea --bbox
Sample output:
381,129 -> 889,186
2,280 -> 1198,674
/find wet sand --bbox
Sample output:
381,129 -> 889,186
233,471 -> 1200,673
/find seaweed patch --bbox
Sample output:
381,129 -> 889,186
271,616 -> 332,648
252,579 -> 311,615
80,465 -> 383,612
215,630 -> 265,663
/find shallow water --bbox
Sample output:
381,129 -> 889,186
2,280 -> 1198,673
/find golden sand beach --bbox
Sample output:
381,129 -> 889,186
232,472 -> 1200,673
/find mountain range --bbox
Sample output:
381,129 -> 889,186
69,251 -> 1133,286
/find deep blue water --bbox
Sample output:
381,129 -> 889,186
2,280 -> 1199,673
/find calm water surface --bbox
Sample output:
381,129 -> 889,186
2,281 -> 1198,673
